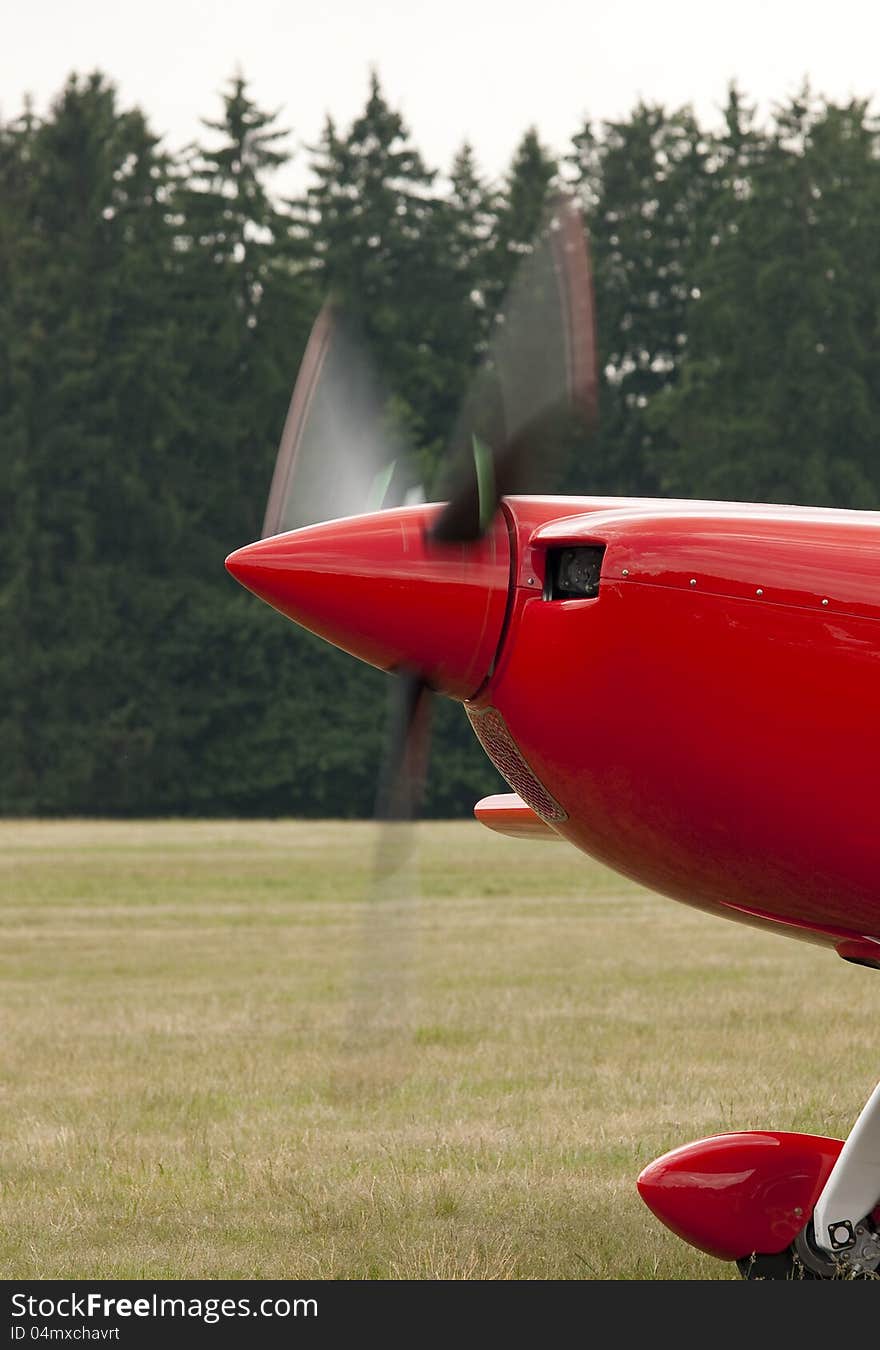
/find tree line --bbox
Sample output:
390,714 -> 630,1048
2,71 -> 879,817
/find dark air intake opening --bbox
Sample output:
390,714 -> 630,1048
544,546 -> 606,600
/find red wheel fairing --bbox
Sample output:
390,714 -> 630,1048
637,1131 -> 844,1261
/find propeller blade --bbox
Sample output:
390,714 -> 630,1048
375,672 -> 433,825
262,301 -> 408,538
347,673 -> 433,1049
431,192 -> 598,543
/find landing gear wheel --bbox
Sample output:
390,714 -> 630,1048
737,1220 -> 880,1280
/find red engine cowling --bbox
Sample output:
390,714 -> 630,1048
637,1131 -> 844,1261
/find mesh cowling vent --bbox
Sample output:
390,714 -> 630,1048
466,707 -> 568,824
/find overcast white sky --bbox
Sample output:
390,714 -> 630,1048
5,1 -> 880,192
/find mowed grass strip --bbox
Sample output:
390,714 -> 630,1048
0,819 -> 873,1279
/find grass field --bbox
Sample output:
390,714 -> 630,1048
1,819 -> 875,1280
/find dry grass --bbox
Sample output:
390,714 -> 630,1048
0,819 -> 874,1280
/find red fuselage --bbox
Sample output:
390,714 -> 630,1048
227,496 -> 880,966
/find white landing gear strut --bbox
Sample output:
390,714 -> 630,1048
813,1078 -> 880,1271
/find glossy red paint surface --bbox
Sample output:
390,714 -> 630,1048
473,498 -> 880,951
474,793 -> 560,840
226,504 -> 510,701
637,1132 -> 844,1261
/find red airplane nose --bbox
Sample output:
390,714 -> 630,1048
225,503 -> 511,701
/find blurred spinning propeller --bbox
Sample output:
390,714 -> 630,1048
262,303 -> 416,539
247,190 -> 599,1039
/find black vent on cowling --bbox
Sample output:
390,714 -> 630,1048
544,545 -> 605,600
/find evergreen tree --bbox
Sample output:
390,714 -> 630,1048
175,73 -> 313,547
0,73 -> 186,811
417,142 -> 497,478
0,106 -> 39,806
298,72 -> 449,477
569,103 -> 713,496
485,127 -> 557,314
650,91 -> 880,507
